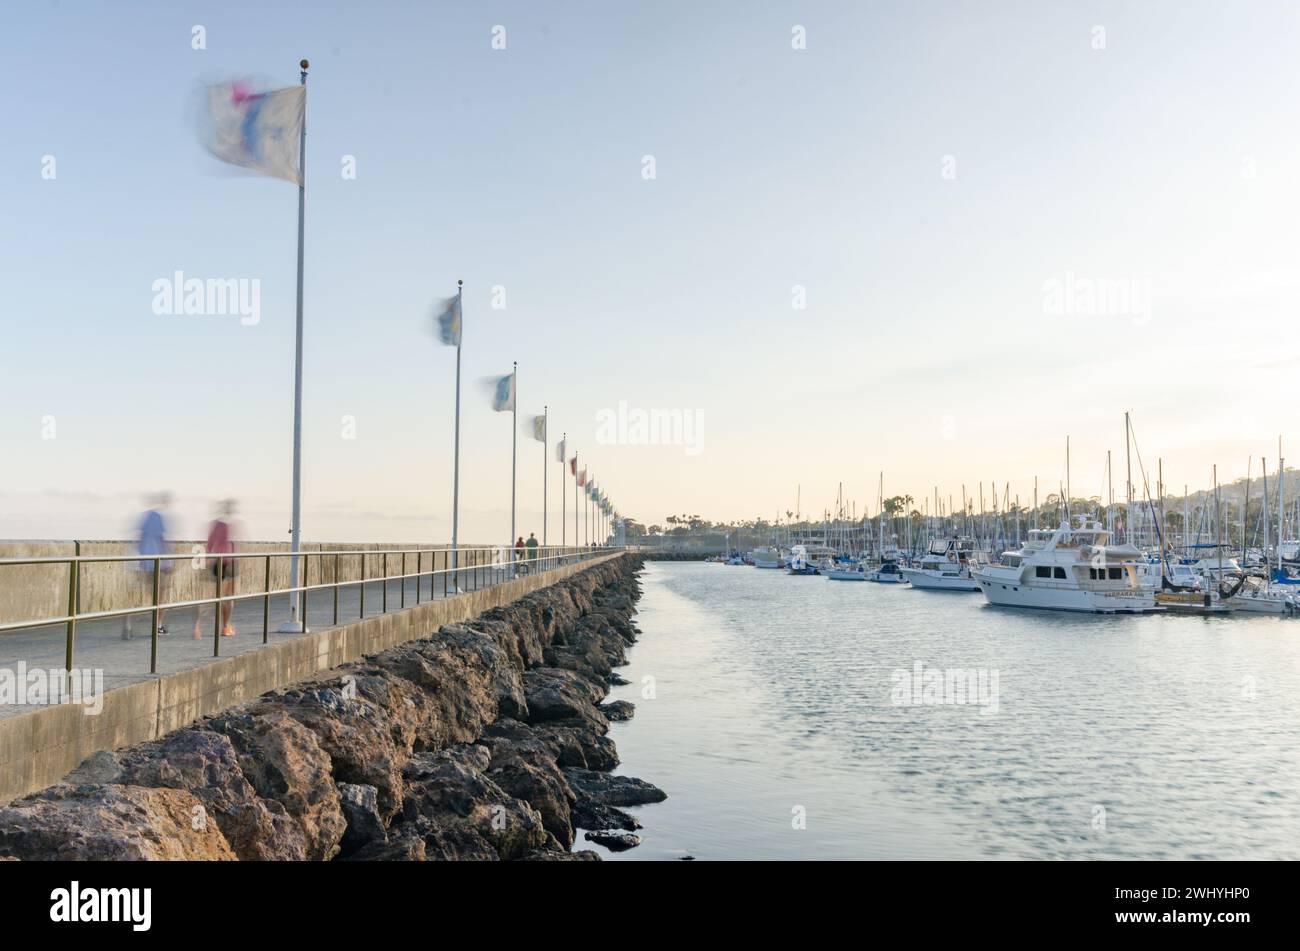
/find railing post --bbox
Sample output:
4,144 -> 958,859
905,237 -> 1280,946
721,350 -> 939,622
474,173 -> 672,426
64,559 -> 78,676
382,552 -> 389,613
263,555 -> 271,643
302,553 -> 310,629
333,553 -> 340,625
213,557 -> 223,657
400,552 -> 406,608
360,553 -> 366,618
150,556 -> 161,674
415,551 -> 421,604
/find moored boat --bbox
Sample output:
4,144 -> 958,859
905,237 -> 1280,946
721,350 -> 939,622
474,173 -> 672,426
973,518 -> 1157,613
900,537 -> 984,591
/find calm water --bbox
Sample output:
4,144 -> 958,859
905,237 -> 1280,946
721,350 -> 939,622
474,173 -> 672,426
587,562 -> 1300,860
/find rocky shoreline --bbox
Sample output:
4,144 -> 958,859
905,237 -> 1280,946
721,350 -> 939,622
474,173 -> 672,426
0,555 -> 663,861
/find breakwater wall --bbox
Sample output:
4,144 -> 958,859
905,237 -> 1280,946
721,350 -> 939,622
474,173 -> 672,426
0,554 -> 660,860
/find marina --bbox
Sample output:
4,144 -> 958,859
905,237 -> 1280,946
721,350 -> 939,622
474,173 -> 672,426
600,560 -> 1300,861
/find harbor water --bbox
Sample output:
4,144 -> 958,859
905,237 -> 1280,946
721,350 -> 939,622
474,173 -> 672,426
589,561 -> 1300,860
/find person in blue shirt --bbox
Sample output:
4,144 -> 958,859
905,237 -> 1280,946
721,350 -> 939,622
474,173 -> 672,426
123,492 -> 174,639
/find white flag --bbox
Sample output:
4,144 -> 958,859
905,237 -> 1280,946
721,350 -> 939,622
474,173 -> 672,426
202,82 -> 305,185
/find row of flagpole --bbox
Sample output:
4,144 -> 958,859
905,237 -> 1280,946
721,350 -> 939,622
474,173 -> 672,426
434,291 -> 622,569
199,61 -> 621,628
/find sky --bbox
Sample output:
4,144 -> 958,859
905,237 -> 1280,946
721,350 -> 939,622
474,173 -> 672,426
2,1 -> 1299,543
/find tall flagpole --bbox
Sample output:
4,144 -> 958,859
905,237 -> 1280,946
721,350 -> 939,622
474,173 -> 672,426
451,279 -> 463,590
574,452 -> 579,550
282,58 -> 310,634
542,406 -> 548,547
561,432 -> 566,548
510,360 -> 517,557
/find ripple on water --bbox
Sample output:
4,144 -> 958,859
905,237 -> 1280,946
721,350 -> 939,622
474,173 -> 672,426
595,562 -> 1300,860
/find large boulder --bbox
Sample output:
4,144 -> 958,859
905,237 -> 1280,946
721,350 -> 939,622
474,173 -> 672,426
479,719 -> 578,849
398,745 -> 547,860
205,710 -> 346,860
115,728 -> 306,861
336,783 -> 386,858
0,785 -> 236,861
563,768 -> 667,807
522,668 -> 609,732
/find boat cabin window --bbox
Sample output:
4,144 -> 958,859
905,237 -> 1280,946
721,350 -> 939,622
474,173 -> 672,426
1054,567 -> 1066,579
1109,567 -> 1122,580
1035,566 -> 1051,578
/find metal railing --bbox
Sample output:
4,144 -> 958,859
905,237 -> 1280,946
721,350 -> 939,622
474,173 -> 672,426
0,545 -> 618,675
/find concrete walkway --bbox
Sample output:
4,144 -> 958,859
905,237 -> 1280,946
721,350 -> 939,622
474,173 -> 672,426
0,560 -> 555,720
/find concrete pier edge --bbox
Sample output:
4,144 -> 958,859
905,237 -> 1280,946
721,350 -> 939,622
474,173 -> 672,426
0,553 -> 625,805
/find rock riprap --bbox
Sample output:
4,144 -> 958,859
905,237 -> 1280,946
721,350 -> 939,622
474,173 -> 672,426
0,555 -> 662,861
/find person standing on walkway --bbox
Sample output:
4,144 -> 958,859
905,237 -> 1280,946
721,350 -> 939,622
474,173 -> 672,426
194,499 -> 239,639
525,531 -> 539,565
124,492 -> 174,640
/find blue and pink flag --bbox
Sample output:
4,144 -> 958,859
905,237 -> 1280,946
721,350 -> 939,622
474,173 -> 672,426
201,81 -> 305,185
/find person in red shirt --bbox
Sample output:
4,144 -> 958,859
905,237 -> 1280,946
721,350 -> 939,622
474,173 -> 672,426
193,499 -> 239,639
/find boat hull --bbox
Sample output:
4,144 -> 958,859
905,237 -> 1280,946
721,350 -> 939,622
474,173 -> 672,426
975,574 -> 1156,613
1228,595 -> 1292,614
823,569 -> 866,581
902,568 -> 980,591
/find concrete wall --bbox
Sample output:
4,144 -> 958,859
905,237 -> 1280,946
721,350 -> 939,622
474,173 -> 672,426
0,553 -> 625,805
0,540 -> 513,626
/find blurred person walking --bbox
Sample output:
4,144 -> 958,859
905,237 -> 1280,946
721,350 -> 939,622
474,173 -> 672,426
194,500 -> 239,639
123,492 -> 174,640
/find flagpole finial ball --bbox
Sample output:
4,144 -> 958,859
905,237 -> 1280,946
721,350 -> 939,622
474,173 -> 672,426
457,279 -> 463,287
300,59 -> 310,69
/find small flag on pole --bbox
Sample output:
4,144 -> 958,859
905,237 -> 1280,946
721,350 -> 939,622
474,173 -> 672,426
570,456 -> 577,476
433,295 -> 462,346
556,438 -> 567,463
487,373 -> 516,412
200,81 -> 306,185
528,415 -> 546,441
577,468 -> 587,487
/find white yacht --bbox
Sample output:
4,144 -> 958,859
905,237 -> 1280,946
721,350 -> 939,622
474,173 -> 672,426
900,537 -> 985,591
1221,575 -> 1299,615
750,547 -> 784,569
867,559 -> 908,583
823,560 -> 867,581
973,518 -> 1157,613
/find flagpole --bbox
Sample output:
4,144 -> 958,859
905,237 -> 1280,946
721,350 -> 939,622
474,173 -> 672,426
281,58 -> 310,634
574,452 -> 579,551
510,360 -> 517,566
451,280 -> 463,591
542,406 -> 548,547
561,433 -> 566,549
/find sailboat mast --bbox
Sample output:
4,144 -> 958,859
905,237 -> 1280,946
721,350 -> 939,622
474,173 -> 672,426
1124,411 -> 1133,544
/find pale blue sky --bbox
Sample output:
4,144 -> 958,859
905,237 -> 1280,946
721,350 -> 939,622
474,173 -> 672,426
2,1 -> 1299,542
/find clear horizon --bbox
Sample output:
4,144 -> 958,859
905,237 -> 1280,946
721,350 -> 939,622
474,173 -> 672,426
3,1 -> 1299,543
